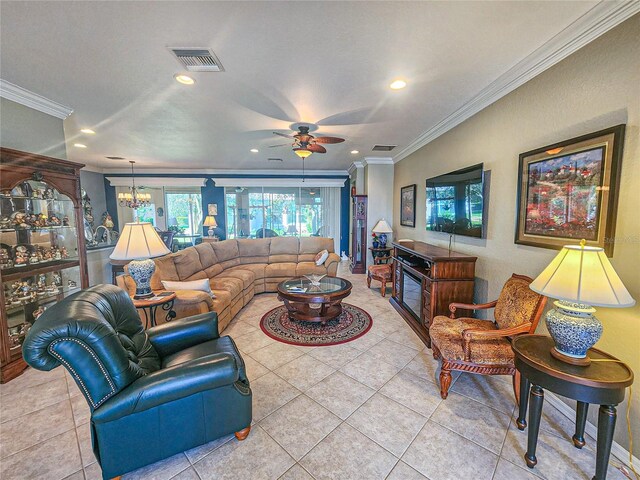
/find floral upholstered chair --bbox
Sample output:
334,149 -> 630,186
430,274 -> 547,402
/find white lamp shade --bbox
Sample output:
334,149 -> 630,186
109,222 -> 171,261
372,219 -> 393,234
530,244 -> 635,308
203,215 -> 218,227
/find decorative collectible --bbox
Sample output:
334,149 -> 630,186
14,245 -> 29,266
63,215 -> 70,226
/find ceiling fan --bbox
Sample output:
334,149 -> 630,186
270,125 -> 345,158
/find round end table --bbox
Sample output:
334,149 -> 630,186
131,292 -> 177,328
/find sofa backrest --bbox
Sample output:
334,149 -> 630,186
268,237 -> 299,263
299,237 -> 334,262
238,238 -> 271,264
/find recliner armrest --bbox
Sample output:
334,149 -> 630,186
92,353 -> 239,424
147,312 -> 219,358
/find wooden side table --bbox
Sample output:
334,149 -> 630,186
513,335 -> 633,480
369,246 -> 392,264
131,292 -> 177,328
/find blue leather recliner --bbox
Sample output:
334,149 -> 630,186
22,284 -> 252,480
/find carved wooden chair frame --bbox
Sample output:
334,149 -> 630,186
431,273 -> 547,403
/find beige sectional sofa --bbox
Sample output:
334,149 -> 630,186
118,236 -> 340,332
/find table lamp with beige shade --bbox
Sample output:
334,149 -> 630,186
203,215 -> 218,238
529,239 -> 635,366
372,219 -> 393,247
110,222 -> 170,299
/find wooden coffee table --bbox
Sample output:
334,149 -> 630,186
277,276 -> 353,325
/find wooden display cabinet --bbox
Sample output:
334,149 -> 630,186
0,148 -> 88,383
349,195 -> 367,274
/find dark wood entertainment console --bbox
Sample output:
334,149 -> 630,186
390,241 -> 477,348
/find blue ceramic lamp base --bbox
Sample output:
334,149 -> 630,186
545,300 -> 603,367
128,258 -> 156,299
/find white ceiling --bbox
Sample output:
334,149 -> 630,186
0,1 -> 604,171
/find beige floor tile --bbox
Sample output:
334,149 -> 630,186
0,399 -> 74,459
346,393 -> 427,457
251,372 -> 301,421
450,372 -> 516,415
62,471 -> 85,480
386,461 -> 428,480
306,371 -> 375,420
0,378 -> 68,423
170,467 -> 201,480
386,328 -> 425,351
184,434 -> 234,464
249,342 -> 304,370
306,343 -> 362,368
345,330 -> 385,351
300,423 -> 397,480
340,351 -> 401,389
83,462 -> 102,480
76,425 -> 97,467
274,354 -> 335,391
278,464 -> 314,480
193,425 -> 295,480
402,421 -> 498,480
0,429 -> 81,480
379,370 -> 442,418
223,319 -> 257,338
260,394 -> 341,460
123,452 -> 191,480
242,354 -> 270,382
0,366 -> 64,397
70,394 -> 91,427
233,329 -> 276,353
493,458 -> 539,480
366,338 -> 419,368
401,349 -> 444,385
430,392 -> 511,454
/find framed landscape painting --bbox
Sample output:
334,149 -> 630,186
515,124 -> 625,257
400,184 -> 416,227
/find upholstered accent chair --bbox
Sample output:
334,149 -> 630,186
430,274 -> 547,402
367,263 -> 392,297
22,284 -> 252,480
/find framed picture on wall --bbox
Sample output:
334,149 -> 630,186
515,124 -> 625,257
400,184 -> 416,227
207,203 -> 218,216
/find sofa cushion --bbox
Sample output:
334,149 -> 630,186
210,289 -> 232,314
296,262 -> 328,276
210,276 -> 243,298
268,237 -> 299,263
298,237 -> 334,262
229,263 -> 266,280
237,238 -> 271,264
217,268 -> 255,290
151,254 -> 179,291
173,248 -> 204,280
212,240 -> 240,270
194,243 -> 219,270
161,279 -> 215,298
265,262 -> 297,279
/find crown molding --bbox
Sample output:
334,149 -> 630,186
348,161 -> 364,175
393,1 -> 640,163
101,167 -> 348,176
363,157 -> 393,166
0,79 -> 73,119
106,177 -> 208,187
210,177 -> 346,188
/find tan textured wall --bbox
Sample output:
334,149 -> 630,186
0,98 -> 67,159
394,15 -> 640,450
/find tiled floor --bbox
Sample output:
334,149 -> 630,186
0,263 -> 631,480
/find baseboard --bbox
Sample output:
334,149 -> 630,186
545,392 -> 640,469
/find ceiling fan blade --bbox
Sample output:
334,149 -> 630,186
273,131 -> 295,139
269,143 -> 290,148
308,144 -> 327,153
313,136 -> 345,144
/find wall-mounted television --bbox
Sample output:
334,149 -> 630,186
426,163 -> 485,238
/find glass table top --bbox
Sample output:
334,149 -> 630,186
280,276 -> 350,295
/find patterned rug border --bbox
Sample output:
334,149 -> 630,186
259,302 -> 373,347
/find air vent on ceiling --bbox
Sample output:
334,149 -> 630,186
372,145 -> 397,151
105,156 -> 125,160
268,158 -> 283,162
168,48 -> 224,72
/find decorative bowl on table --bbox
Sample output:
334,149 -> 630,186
304,274 -> 326,287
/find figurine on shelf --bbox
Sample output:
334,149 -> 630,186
0,216 -> 11,229
40,246 -> 52,262
36,213 -> 48,228
48,214 -> 61,226
12,212 -> 29,229
52,272 -> 62,286
14,245 -> 29,266
37,273 -> 47,290
68,279 -> 77,289
102,212 -> 114,229
43,186 -> 55,200
33,306 -> 47,320
62,215 -> 70,226
0,248 -> 12,269
28,250 -> 40,264
60,246 -> 69,259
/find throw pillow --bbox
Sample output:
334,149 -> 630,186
161,279 -> 216,298
314,249 -> 329,266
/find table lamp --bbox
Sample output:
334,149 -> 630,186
372,219 -> 393,247
110,222 -> 171,299
529,240 -> 635,366
203,215 -> 218,238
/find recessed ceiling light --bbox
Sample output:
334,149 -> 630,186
80,128 -> 95,134
351,150 -> 359,154
174,74 -> 195,85
250,148 -> 259,153
74,143 -> 87,148
389,79 -> 407,90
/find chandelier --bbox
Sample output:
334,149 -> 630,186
118,161 -> 151,209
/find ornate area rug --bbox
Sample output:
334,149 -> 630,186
260,303 -> 373,347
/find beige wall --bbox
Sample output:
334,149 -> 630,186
365,163 -> 394,267
0,98 -> 67,159
394,15 -> 639,450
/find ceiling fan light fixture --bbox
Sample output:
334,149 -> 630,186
294,148 -> 312,159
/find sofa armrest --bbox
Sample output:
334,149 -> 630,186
147,312 -> 219,357
92,353 -> 239,423
325,253 -> 340,275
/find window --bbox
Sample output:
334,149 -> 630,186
165,191 -> 202,235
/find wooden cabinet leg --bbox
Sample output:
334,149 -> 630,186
235,426 -> 251,441
594,405 -> 616,480
525,385 -> 544,468
439,368 -> 452,399
516,372 -> 530,430
573,401 -> 589,448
